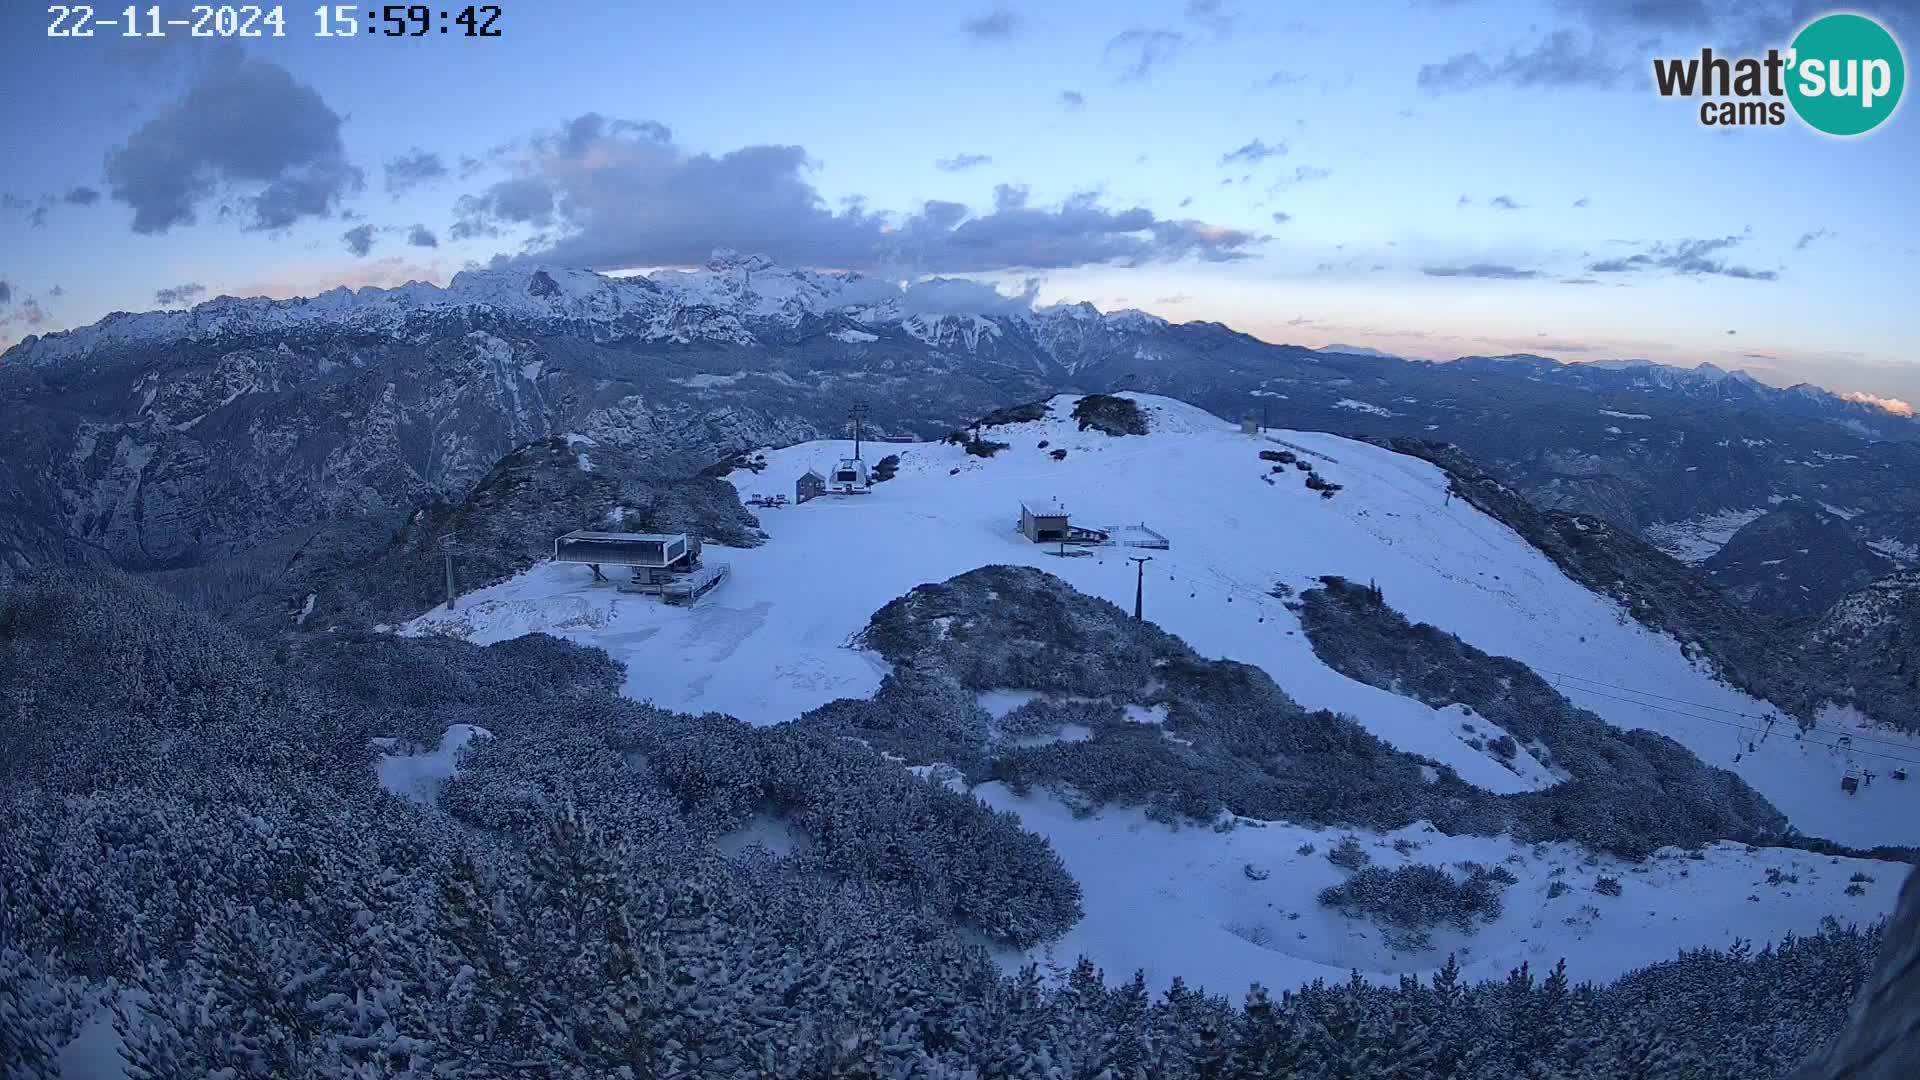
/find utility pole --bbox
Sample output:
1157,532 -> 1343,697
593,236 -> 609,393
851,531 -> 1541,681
1129,555 -> 1153,620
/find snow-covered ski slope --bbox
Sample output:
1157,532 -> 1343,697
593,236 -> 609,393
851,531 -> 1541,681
405,393 -> 1915,991
410,392 -> 1917,845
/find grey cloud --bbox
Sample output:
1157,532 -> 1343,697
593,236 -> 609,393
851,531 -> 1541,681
29,206 -> 47,228
936,153 -> 994,172
408,224 -> 439,248
342,224 -> 376,256
803,274 -> 1044,318
1560,276 -> 1601,284
1795,228 -> 1830,250
453,175 -> 558,239
104,54 -> 362,232
0,298 -> 48,331
1259,69 -> 1308,89
1560,0 -> 1720,33
1422,263 -> 1542,279
64,186 -> 101,206
1557,0 -> 1906,53
0,280 -> 11,305
1271,211 -> 1292,224
1412,2 -> 1908,99
1573,196 -> 1592,208
899,277 -> 1040,316
1059,89 -> 1087,109
1104,29 -> 1184,82
1489,195 -> 1523,210
551,114 -> 671,158
1418,30 -> 1625,93
385,149 -> 448,195
1219,139 -> 1287,166
154,282 -> 206,306
1185,0 -> 1238,37
961,7 -> 1021,41
907,197 -> 1261,271
1586,234 -> 1777,279
476,114 -> 1262,274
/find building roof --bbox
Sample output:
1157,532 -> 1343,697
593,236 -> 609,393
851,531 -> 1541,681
559,530 -> 687,543
1021,496 -> 1067,516
799,468 -> 825,481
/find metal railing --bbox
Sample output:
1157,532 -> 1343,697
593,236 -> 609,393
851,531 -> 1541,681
1099,523 -> 1170,549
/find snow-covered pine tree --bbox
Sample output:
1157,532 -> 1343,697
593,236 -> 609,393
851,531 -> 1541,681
0,945 -> 87,1080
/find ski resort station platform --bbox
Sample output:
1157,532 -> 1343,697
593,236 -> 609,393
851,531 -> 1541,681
552,530 -> 730,604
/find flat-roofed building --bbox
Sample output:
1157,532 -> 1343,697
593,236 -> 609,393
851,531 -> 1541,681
1019,497 -> 1071,543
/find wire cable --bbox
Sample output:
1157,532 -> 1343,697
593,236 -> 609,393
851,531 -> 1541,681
1547,679 -> 1920,768
1539,667 -> 1920,755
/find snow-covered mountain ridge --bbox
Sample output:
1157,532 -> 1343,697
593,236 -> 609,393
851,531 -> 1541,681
1,252 -> 1892,426
1,250 -> 1168,369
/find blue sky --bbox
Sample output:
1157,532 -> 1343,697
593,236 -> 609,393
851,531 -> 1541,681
2,0 -> 1915,404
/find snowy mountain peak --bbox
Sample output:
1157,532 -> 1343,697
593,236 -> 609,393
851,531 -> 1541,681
704,248 -> 778,273
1039,300 -> 1103,321
1101,308 -> 1170,332
903,312 -> 1003,350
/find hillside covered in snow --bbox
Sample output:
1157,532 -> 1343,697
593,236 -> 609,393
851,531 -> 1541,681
405,392 -> 1919,996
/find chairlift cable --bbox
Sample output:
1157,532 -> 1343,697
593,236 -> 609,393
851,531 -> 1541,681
1538,668 -> 1920,754
1549,682 -> 1920,767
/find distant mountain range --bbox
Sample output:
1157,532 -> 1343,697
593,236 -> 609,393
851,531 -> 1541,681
1450,353 -> 1911,431
1316,343 -> 1404,360
4,250 -> 1916,622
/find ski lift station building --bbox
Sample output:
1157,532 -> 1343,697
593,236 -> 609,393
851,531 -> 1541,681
1019,497 -> 1072,543
551,529 -> 731,604
829,456 -> 871,492
554,530 -> 691,573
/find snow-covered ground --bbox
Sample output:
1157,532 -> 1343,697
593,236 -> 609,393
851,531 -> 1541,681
981,792 -> 1901,993
403,393 -> 1915,992
373,724 -> 491,806
1643,507 -> 1768,564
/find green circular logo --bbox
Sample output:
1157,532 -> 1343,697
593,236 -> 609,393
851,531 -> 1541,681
1787,13 -> 1905,135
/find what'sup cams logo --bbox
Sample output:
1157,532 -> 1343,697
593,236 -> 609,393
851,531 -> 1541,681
1653,12 -> 1905,135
